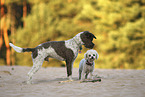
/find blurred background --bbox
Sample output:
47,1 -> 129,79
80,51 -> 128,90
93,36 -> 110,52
0,0 -> 145,69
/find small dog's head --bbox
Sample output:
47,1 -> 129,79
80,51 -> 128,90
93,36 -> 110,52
84,49 -> 99,62
80,31 -> 96,49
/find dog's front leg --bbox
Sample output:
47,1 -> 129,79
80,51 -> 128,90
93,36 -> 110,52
89,72 -> 94,80
85,73 -> 89,79
66,60 -> 73,81
81,71 -> 86,81
59,60 -> 73,83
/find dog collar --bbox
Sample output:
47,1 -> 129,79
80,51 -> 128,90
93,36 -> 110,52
86,60 -> 93,66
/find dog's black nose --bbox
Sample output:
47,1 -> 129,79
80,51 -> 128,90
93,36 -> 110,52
91,57 -> 94,59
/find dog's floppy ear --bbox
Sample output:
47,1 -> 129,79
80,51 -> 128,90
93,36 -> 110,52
84,31 -> 96,39
95,51 -> 99,60
91,33 -> 96,39
84,53 -> 88,60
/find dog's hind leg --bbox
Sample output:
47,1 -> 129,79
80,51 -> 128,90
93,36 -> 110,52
27,57 -> 44,84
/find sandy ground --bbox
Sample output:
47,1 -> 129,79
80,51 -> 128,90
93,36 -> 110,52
0,66 -> 145,97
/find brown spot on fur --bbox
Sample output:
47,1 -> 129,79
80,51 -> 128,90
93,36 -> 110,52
32,41 -> 74,63
32,49 -> 38,59
51,41 -> 74,60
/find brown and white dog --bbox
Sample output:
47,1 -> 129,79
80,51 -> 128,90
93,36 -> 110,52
9,31 -> 96,84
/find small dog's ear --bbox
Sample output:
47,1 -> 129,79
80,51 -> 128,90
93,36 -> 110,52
84,53 -> 88,60
96,51 -> 99,60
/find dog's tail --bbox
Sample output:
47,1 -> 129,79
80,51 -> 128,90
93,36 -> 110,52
9,43 -> 35,53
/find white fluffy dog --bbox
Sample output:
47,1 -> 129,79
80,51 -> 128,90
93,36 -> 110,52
79,49 -> 99,80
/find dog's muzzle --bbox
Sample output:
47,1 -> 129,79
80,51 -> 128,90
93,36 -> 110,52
91,56 -> 94,59
85,43 -> 94,49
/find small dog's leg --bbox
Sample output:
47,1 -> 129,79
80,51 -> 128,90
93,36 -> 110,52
89,72 -> 94,80
85,73 -> 89,79
81,72 -> 85,81
79,69 -> 82,80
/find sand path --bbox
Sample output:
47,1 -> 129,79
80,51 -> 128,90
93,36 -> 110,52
0,66 -> 145,97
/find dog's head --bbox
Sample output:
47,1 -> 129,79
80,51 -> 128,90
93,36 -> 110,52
80,31 -> 96,49
84,49 -> 99,61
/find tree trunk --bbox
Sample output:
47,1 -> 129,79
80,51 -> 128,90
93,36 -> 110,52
3,26 -> 10,66
1,0 -> 11,66
10,4 -> 16,66
0,0 -> 5,49
0,30 -> 3,49
23,0 -> 27,27
11,23 -> 15,66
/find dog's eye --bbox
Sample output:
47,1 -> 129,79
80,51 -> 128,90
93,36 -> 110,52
89,55 -> 91,57
93,54 -> 95,56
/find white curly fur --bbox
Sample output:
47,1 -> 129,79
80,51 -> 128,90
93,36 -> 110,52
79,49 -> 99,80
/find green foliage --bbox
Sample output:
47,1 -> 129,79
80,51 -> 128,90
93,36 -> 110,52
96,0 -> 145,69
2,0 -> 144,69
